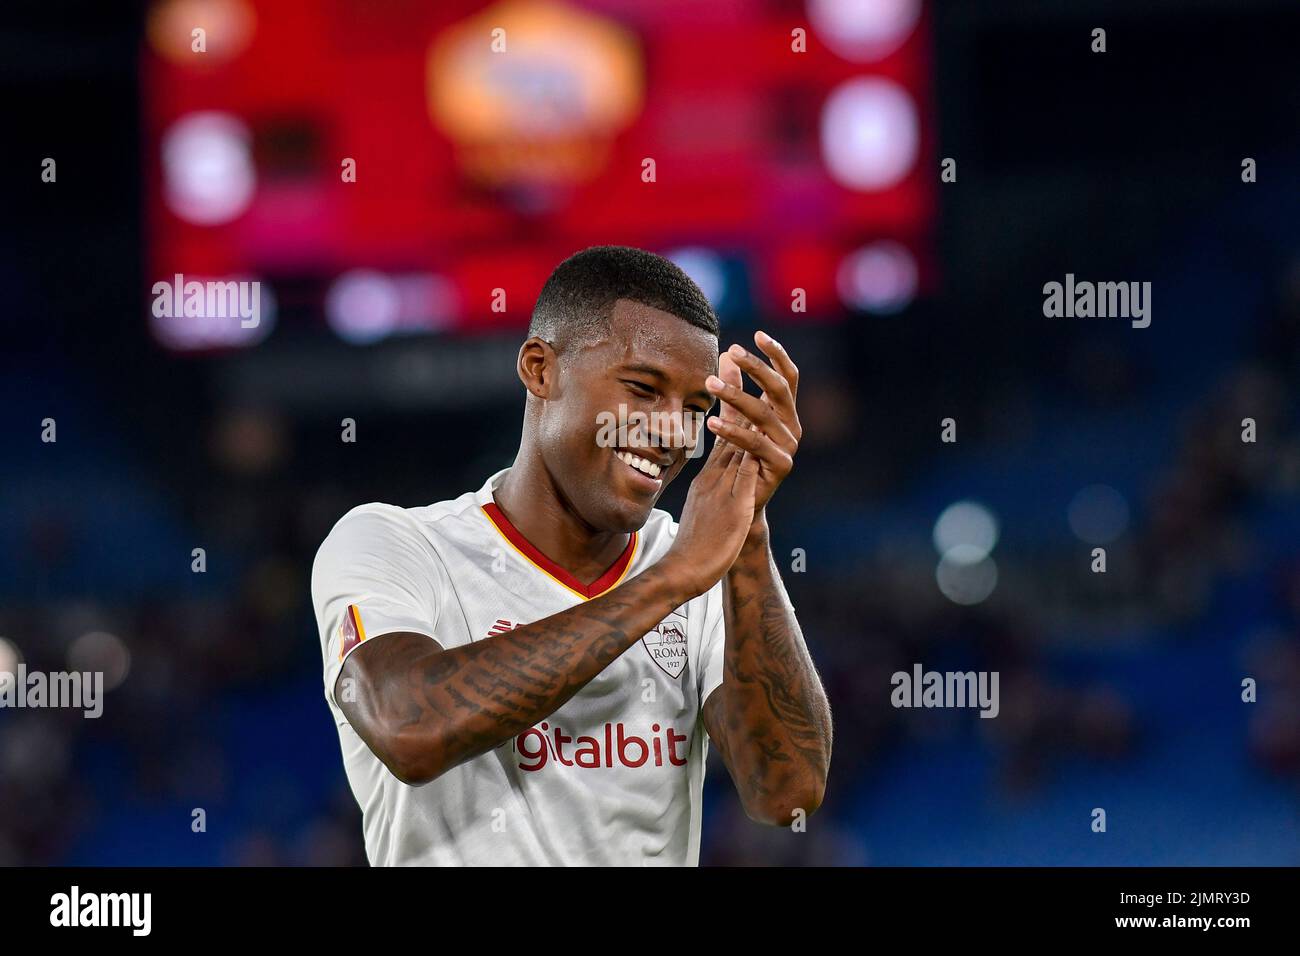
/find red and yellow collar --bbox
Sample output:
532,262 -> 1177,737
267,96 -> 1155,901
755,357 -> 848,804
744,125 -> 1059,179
481,501 -> 637,601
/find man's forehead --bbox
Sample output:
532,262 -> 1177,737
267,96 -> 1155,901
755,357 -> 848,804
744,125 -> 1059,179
602,299 -> 719,371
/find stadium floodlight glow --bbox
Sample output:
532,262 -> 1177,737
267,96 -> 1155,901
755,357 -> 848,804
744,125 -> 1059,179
0,637 -> 20,676
936,553 -> 998,606
326,270 -> 402,345
933,500 -> 999,565
1068,484 -> 1131,544
820,78 -> 919,191
808,0 -> 922,63
162,111 -> 256,225
68,631 -> 132,693
837,240 -> 918,313
148,0 -> 257,65
666,248 -> 727,311
326,271 -> 457,344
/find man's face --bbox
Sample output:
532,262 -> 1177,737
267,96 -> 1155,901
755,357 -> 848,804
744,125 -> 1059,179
536,299 -> 719,533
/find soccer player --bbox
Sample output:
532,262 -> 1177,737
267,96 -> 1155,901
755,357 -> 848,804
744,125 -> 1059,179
312,246 -> 831,865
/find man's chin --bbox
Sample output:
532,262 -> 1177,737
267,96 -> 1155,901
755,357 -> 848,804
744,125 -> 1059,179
597,497 -> 654,534
594,461 -> 666,531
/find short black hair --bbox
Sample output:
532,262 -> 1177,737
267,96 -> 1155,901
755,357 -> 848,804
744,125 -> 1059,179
528,245 -> 719,348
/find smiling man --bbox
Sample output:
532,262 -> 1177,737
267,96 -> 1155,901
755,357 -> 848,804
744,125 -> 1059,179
312,245 -> 832,866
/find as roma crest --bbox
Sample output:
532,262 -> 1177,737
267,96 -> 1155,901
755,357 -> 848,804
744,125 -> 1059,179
642,619 -> 688,679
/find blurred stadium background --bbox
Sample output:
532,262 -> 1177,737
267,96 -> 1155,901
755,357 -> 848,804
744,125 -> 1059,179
3,0 -> 1300,865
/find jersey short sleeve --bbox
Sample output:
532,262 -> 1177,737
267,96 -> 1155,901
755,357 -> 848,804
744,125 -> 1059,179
312,504 -> 444,709
698,580 -> 727,709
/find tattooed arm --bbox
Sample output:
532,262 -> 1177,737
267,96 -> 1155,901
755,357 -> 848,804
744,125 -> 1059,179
699,332 -> 831,825
704,515 -> 831,825
336,434 -> 759,787
339,562 -> 690,785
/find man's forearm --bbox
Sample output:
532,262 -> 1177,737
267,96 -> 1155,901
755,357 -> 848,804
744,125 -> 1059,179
341,561 -> 695,785
716,513 -> 832,822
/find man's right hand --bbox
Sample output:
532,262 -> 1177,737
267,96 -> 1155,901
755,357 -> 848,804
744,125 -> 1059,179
661,426 -> 760,598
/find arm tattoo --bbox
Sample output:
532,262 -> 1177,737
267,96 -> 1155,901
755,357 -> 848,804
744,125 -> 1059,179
338,562 -> 689,783
709,539 -> 832,819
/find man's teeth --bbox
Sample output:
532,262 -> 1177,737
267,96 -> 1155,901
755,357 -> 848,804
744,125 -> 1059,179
615,450 -> 662,479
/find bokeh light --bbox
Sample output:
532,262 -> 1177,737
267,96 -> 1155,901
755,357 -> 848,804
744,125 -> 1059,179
933,500 -> 1000,565
1067,484 -> 1131,544
162,111 -> 256,225
820,78 -> 919,191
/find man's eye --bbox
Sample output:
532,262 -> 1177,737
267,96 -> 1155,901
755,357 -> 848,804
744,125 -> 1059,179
624,381 -> 655,396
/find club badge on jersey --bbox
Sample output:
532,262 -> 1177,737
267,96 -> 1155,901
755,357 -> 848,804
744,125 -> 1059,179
642,612 -> 689,678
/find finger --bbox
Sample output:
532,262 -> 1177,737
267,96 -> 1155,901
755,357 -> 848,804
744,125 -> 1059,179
703,422 -> 737,469
707,416 -> 738,463
708,416 -> 793,475
716,353 -> 749,428
726,343 -> 802,444
706,417 -> 741,466
753,331 -> 799,404
733,450 -> 759,499
706,376 -> 797,452
725,343 -> 794,421
717,432 -> 744,482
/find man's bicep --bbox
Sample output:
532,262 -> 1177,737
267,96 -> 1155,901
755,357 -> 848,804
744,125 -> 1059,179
334,631 -> 448,782
334,630 -> 446,728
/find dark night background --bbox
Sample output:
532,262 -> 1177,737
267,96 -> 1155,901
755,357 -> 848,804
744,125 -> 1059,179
2,0 -> 1299,864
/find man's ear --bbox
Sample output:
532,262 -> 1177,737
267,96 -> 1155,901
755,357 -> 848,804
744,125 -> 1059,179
518,337 -> 557,399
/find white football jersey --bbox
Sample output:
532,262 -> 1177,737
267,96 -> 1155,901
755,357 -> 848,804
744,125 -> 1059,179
311,468 -> 727,866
